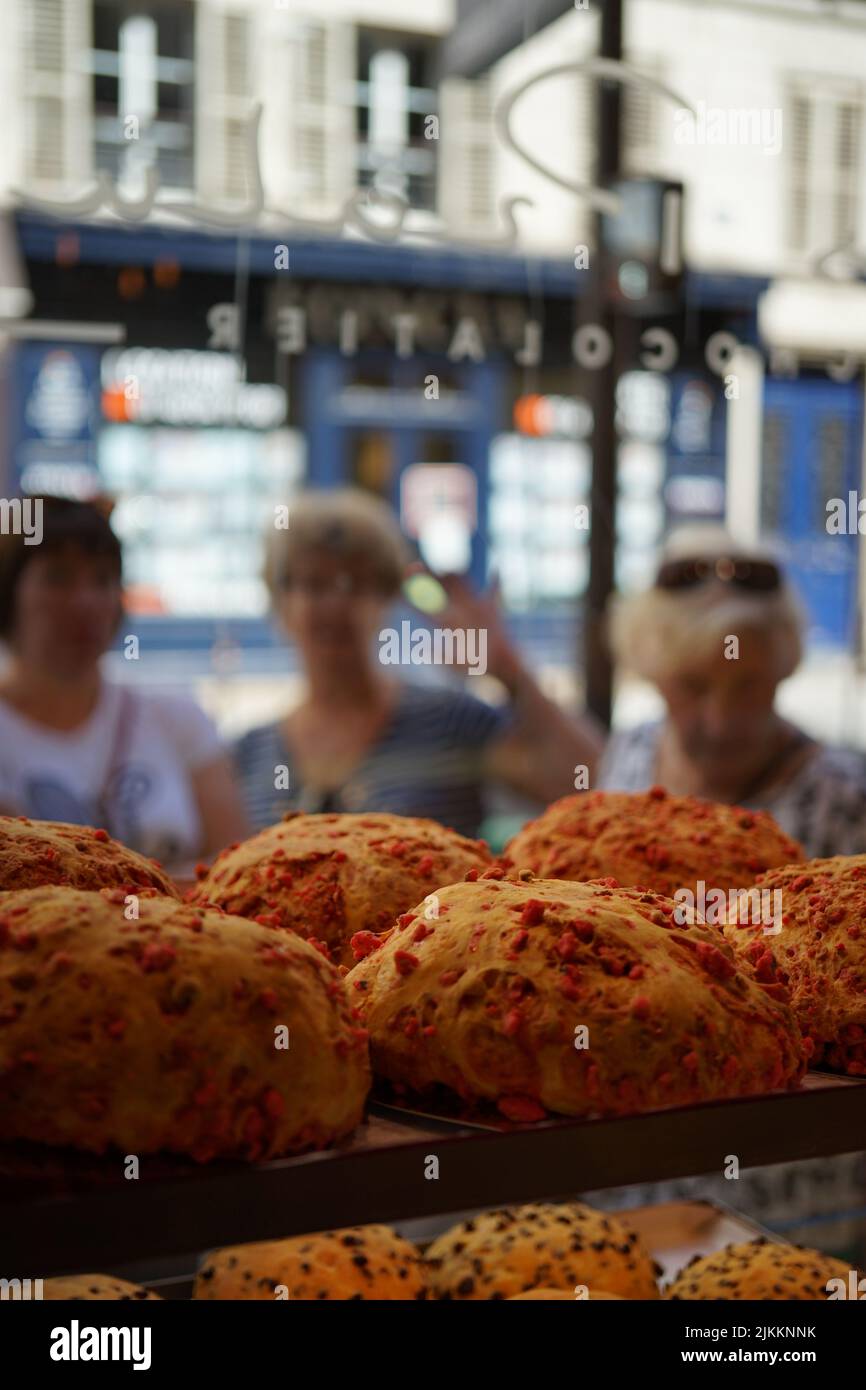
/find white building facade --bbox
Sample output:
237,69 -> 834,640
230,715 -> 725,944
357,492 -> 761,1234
3,0 -> 501,240
4,1 -> 864,274
486,0 -> 866,276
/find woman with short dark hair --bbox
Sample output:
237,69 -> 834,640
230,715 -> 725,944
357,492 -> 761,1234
0,496 -> 248,873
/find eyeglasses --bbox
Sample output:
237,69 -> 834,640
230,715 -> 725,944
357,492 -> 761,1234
279,571 -> 386,598
655,556 -> 782,592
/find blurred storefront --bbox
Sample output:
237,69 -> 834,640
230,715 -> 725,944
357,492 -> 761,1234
0,0 -> 864,688
2,210 -> 864,677
0,213 -> 766,662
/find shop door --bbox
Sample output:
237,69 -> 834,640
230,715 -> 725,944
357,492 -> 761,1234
300,350 -> 499,588
761,377 -> 864,649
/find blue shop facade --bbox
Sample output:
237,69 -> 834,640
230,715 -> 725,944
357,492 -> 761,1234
2,212 -> 863,667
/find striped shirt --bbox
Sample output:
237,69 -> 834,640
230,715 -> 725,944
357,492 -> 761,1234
599,719 -> 866,858
233,682 -> 510,839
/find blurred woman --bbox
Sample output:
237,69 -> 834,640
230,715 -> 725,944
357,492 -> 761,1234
600,528 -> 866,856
598,530 -> 866,1253
0,496 -> 248,872
235,488 -> 601,838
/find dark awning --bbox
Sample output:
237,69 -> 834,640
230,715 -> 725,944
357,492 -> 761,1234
15,211 -> 771,307
14,212 -> 581,296
436,0 -> 574,79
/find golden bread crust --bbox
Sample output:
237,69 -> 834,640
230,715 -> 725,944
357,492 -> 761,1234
194,1225 -> 426,1299
0,816 -> 178,896
346,874 -> 806,1120
723,856 -> 866,1074
0,886 -> 369,1160
426,1202 -> 660,1299
190,812 -> 491,966
41,1275 -> 161,1301
505,789 -> 803,897
508,1288 -> 623,1299
666,1238 -> 863,1299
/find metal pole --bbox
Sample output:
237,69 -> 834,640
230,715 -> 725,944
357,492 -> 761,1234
582,0 -> 623,726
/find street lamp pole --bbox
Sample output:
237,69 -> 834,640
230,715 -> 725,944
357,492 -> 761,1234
582,0 -> 623,727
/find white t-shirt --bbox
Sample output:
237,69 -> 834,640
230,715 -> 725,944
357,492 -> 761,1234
0,683 -> 224,870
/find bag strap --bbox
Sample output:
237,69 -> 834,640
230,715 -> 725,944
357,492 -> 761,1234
96,685 -> 140,836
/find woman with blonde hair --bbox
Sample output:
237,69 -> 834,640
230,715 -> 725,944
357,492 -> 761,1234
234,487 -> 602,838
599,527 -> 866,856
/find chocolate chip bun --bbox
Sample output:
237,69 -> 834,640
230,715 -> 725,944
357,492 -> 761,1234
40,1276 -> 161,1301
0,816 -> 177,896
194,1226 -> 427,1300
723,856 -> 866,1075
508,1289 -> 624,1300
0,886 -> 369,1161
666,1238 -> 863,1299
190,812 -> 491,967
505,789 -> 803,898
346,873 -> 806,1121
426,1203 -> 660,1299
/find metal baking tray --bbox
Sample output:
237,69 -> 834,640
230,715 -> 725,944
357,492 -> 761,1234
368,1066 -> 863,1133
2,1072 -> 863,1274
115,1199 -> 789,1299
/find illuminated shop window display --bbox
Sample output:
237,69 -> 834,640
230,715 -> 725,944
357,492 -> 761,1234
490,373 -> 668,611
98,349 -> 304,620
488,433 -> 592,610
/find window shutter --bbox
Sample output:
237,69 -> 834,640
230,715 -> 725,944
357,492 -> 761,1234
834,99 -> 861,247
622,58 -> 665,175
255,12 -> 356,216
438,76 -> 496,236
21,0 -> 92,188
786,77 -> 864,257
285,19 -> 356,214
195,5 -> 255,204
808,89 -> 841,253
788,92 -> 811,253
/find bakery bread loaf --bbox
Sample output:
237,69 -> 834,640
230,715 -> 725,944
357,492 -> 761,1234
723,856 -> 866,1075
194,1226 -> 426,1300
40,1276 -> 161,1301
346,873 -> 806,1120
0,886 -> 369,1161
666,1238 -> 863,1299
508,1289 -> 623,1300
0,816 -> 178,896
190,812 -> 491,967
505,788 -> 803,898
426,1202 -> 660,1299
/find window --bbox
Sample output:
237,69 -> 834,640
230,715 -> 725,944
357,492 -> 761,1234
787,78 -> 864,256
356,29 -> 438,212
101,423 -> 304,620
92,0 -> 195,192
488,433 -> 592,610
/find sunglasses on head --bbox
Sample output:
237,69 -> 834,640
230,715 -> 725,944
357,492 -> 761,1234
655,556 -> 781,592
